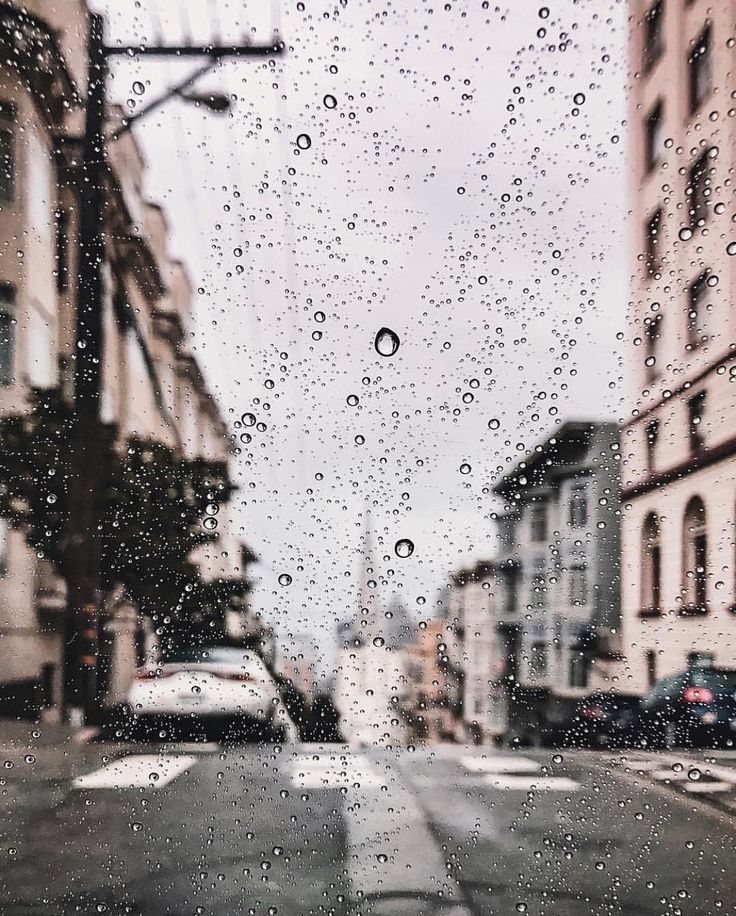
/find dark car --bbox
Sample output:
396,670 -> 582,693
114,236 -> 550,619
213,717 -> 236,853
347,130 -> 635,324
638,667 -> 736,748
560,691 -> 642,748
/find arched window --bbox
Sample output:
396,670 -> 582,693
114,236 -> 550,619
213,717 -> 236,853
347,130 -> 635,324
683,496 -> 708,613
641,512 -> 661,614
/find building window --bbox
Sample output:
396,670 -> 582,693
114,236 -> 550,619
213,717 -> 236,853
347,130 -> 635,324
55,209 -> 69,292
643,314 -> 662,380
530,499 -> 548,542
645,649 -> 657,688
643,0 -> 664,73
0,102 -> 14,203
682,496 -> 707,612
644,100 -> 664,173
529,558 -> 547,607
686,150 -> 711,229
569,651 -> 588,689
645,418 -> 659,470
529,640 -> 548,677
688,25 -> 711,114
0,283 -> 15,386
641,512 -> 661,614
568,483 -> 588,528
644,208 -> 662,276
686,272 -> 714,349
569,565 -> 588,607
687,391 -> 706,453
0,516 -> 7,576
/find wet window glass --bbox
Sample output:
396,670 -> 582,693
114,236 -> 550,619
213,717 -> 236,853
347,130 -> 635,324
1,2 -> 736,914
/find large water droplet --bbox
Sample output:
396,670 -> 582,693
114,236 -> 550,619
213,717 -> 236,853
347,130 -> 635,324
323,94 -> 337,109
374,327 -> 400,357
296,133 -> 312,150
278,573 -> 292,586
394,538 -> 414,558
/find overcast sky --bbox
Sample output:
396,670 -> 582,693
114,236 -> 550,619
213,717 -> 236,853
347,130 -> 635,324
94,0 -> 628,672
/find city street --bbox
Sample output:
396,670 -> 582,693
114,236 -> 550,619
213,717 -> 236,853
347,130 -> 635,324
2,731 -> 736,915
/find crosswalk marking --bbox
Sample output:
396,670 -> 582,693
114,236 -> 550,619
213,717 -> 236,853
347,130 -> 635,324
290,753 -> 384,789
684,781 -> 734,794
73,754 -> 197,790
459,755 -> 579,791
461,755 -> 539,774
482,774 -> 580,791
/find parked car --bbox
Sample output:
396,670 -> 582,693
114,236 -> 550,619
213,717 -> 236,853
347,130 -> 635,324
557,691 -> 642,748
638,667 -> 736,748
125,646 -> 298,742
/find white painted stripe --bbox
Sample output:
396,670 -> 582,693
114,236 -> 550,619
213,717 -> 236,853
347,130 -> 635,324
483,775 -> 579,791
461,755 -> 539,774
290,753 -> 383,789
73,754 -> 197,790
684,781 -> 735,794
651,769 -> 692,782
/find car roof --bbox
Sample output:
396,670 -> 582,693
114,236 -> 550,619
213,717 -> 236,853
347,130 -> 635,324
162,647 -> 267,667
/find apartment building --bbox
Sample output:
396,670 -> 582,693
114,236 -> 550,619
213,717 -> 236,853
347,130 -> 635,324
492,421 -> 621,740
401,617 -> 463,745
0,1 -> 247,715
450,560 -> 508,745
620,0 -> 736,690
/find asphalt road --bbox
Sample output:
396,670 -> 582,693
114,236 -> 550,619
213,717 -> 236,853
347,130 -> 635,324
2,736 -> 736,915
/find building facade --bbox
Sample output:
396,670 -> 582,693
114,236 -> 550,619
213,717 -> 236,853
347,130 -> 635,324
401,617 -> 463,746
620,0 -> 736,691
0,1 -> 248,716
450,561 -> 508,745
493,421 -> 622,740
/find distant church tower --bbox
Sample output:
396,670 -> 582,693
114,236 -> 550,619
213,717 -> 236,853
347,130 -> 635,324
333,505 -> 407,747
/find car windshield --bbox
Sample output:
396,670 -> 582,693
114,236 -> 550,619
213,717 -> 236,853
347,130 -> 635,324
161,649 -> 260,667
692,669 -> 736,690
2,1 -> 736,914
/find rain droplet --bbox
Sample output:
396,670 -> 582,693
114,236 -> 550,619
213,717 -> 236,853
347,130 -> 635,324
678,226 -> 693,241
727,241 -> 736,256
323,94 -> 337,109
687,767 -> 701,781
372,636 -> 385,648
573,92 -> 586,105
242,412 -> 256,427
278,573 -> 292,586
131,822 -> 143,832
374,327 -> 400,357
347,394 -> 359,406
460,463 -> 472,475
132,81 -> 145,96
394,538 -> 414,558
296,133 -> 311,150
488,418 -> 501,430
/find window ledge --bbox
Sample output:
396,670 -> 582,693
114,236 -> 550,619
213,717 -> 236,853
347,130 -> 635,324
678,602 -> 708,617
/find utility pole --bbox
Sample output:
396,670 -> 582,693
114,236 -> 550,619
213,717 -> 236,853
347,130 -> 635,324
65,11 -> 284,721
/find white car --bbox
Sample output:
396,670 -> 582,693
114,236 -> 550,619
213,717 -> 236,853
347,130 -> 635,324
126,646 -> 297,742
